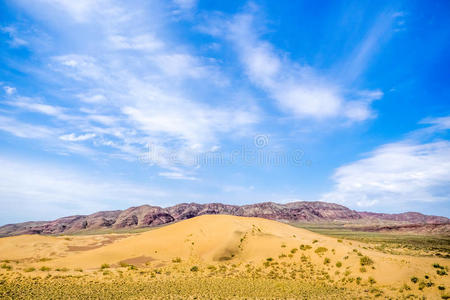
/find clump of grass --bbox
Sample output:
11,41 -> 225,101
290,248 -> 298,254
101,264 -> 110,269
410,276 -> 418,283
314,247 -> 328,255
323,258 -> 330,265
55,267 -> 69,272
335,261 -> 342,268
359,267 -> 367,273
360,256 -> 374,266
75,268 -> 83,272
172,257 -> 182,263
39,266 -> 51,271
1,264 -> 12,271
437,269 -> 448,276
119,262 -> 129,268
24,267 -> 35,272
433,263 -> 445,269
190,266 -> 199,272
299,244 -> 312,251
38,258 -> 52,262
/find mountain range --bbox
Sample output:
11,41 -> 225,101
0,201 -> 448,236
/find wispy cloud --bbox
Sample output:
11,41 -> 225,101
200,5 -> 384,122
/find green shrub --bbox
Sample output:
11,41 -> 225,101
24,267 -> 35,272
437,269 -> 448,276
336,261 -> 342,268
39,266 -> 51,271
360,256 -> 374,266
314,247 -> 328,255
299,244 -> 312,251
190,266 -> 199,272
410,276 -> 418,283
290,248 -> 298,254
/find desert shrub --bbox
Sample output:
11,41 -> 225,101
410,276 -> 418,283
101,264 -> 110,269
418,281 -> 426,290
281,244 -> 286,248
299,244 -> 312,251
207,265 -> 216,271
438,286 -> 446,290
266,257 -> 273,262
39,266 -> 51,271
335,261 -> 342,268
337,239 -> 343,243
437,269 -> 448,276
75,268 -> 83,272
190,266 -> 199,272
119,262 -> 129,268
360,256 -> 374,266
425,275 -> 429,279
172,257 -> 182,263
356,277 -> 362,285
128,265 -> 137,270
433,263 -> 445,269
312,240 -> 318,244
278,254 -> 287,259
323,258 -> 330,265
343,256 -> 349,260
368,277 -> 376,285
359,267 -> 367,273
290,248 -> 298,254
24,267 -> 35,272
314,247 -> 328,255
1,264 -> 12,271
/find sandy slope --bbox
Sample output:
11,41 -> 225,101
0,215 -> 448,291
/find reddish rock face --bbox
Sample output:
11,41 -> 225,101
0,201 -> 448,236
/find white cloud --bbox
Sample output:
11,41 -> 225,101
3,86 -> 17,95
0,116 -> 55,139
321,122 -> 450,208
158,171 -> 198,181
1,26 -> 28,47
59,133 -> 96,141
109,34 -> 164,51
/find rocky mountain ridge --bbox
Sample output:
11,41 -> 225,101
0,201 -> 448,236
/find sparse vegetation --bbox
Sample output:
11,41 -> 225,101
335,261 -> 342,268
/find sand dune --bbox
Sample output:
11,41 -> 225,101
0,215 -> 448,298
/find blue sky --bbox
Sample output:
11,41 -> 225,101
0,0 -> 449,224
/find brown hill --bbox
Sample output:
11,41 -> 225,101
0,201 -> 448,236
